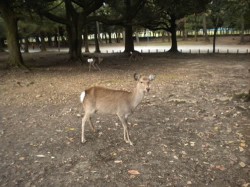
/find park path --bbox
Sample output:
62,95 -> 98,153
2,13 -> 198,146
27,43 -> 250,54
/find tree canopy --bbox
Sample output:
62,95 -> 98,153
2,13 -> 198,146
0,0 -> 249,67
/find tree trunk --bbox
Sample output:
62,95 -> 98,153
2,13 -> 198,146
135,31 -> 139,43
54,33 -> 58,47
124,0 -> 134,53
0,2 -> 26,67
0,38 -> 4,51
40,32 -> 46,52
94,21 -> 101,53
212,27 -> 218,53
168,16 -> 178,53
203,14 -> 210,42
183,17 -> 187,41
66,18 -> 83,60
24,36 -> 29,53
83,25 -> 89,53
65,0 -> 83,61
194,14 -> 198,41
47,34 -> 52,47
108,32 -> 112,43
96,21 -> 102,44
240,14 -> 245,43
124,24 -> 134,53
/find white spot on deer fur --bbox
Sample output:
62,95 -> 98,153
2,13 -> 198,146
80,91 -> 86,103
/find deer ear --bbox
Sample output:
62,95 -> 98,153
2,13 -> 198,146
134,73 -> 141,81
148,74 -> 156,81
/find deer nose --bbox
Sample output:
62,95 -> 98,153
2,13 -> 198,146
146,88 -> 150,92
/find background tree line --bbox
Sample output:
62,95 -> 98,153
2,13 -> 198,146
0,0 -> 250,68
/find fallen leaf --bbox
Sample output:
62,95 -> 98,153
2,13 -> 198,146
239,162 -> 246,168
187,181 -> 192,185
128,170 -> 140,175
239,147 -> 244,152
240,143 -> 247,147
36,155 -> 46,158
19,157 -> 25,161
190,142 -> 195,146
114,160 -> 122,164
242,183 -> 250,187
66,137 -> 74,142
215,165 -> 226,171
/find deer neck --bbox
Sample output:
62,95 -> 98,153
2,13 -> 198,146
130,86 -> 145,109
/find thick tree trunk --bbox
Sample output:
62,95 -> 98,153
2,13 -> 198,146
124,24 -> 134,53
168,16 -> 178,53
124,0 -> 134,53
0,2 -> 26,67
65,0 -> 83,61
67,20 -> 83,61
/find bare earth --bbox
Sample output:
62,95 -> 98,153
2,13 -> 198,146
0,52 -> 250,186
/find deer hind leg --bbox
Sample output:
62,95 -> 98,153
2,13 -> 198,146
93,63 -> 101,71
82,112 -> 91,143
129,54 -> 135,62
88,116 -> 96,132
117,114 -> 133,146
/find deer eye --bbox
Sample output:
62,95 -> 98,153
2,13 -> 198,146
140,81 -> 143,84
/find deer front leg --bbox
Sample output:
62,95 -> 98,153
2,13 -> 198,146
117,114 -> 133,146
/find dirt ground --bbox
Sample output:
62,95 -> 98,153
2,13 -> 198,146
0,52 -> 250,187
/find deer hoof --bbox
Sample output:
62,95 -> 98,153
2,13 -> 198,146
81,139 -> 87,144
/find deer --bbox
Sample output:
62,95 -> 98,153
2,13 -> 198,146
80,73 -> 156,145
129,51 -> 143,62
87,57 -> 103,72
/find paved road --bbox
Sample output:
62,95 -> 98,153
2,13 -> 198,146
26,44 -> 250,54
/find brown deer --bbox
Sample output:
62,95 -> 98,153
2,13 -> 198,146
87,57 -> 103,71
80,73 -> 156,145
129,51 -> 143,62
